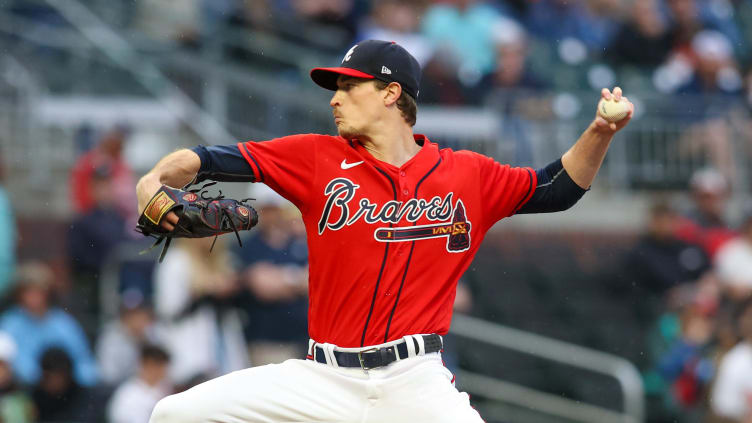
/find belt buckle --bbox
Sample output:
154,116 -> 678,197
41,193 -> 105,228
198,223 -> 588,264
357,347 -> 379,370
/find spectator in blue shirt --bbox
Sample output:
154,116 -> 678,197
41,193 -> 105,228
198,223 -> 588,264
0,331 -> 35,423
235,184 -> 309,365
67,165 -> 129,329
0,161 -> 16,299
672,31 -> 743,186
524,0 -> 618,51
0,262 -> 98,387
422,0 -> 509,85
663,0 -> 743,56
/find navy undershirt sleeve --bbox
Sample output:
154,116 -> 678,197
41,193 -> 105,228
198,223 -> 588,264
516,158 -> 588,214
191,145 -> 255,183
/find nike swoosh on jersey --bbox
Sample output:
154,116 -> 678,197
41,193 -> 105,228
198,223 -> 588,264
340,159 -> 364,170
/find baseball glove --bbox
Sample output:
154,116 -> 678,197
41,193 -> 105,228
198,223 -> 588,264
136,182 -> 258,262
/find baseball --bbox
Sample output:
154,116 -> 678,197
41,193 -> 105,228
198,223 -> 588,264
597,97 -> 630,122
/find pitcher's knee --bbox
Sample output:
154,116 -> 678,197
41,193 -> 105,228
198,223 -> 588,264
149,394 -> 188,423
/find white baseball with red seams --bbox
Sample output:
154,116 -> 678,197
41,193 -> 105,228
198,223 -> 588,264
597,97 -> 630,122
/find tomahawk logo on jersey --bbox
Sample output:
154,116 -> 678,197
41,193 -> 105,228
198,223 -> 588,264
372,199 -> 471,253
236,133 -> 535,348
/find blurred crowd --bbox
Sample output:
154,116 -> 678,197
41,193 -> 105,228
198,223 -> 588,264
616,168 -> 752,422
114,0 -> 752,184
7,0 -> 752,181
122,0 -> 752,102
10,0 -> 752,105
0,143 -> 313,422
1,0 -> 752,422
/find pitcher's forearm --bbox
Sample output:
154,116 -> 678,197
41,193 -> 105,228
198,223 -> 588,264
140,149 -> 201,188
560,87 -> 634,189
137,149 -> 201,213
561,122 -> 615,189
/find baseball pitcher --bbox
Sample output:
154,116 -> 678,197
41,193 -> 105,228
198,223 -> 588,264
136,40 -> 633,423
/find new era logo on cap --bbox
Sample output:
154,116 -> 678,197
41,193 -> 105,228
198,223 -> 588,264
310,40 -> 421,99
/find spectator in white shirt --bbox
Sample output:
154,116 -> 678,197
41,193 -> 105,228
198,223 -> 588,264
715,212 -> 752,300
97,297 -> 165,386
107,344 -> 172,423
710,298 -> 752,422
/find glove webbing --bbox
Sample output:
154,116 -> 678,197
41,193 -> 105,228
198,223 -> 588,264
137,182 -> 254,262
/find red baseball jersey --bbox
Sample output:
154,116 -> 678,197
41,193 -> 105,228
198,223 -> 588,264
238,134 -> 536,347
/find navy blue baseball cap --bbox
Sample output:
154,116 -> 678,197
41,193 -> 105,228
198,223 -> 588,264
310,40 -> 421,99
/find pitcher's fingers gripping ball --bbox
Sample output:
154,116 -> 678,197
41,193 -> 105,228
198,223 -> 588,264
595,86 -> 634,131
598,97 -> 630,122
136,182 -> 258,261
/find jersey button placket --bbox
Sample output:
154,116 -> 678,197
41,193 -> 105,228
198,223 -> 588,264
399,170 -> 408,197
400,173 -> 409,252
397,170 -> 410,255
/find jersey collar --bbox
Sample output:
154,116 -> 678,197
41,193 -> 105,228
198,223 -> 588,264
347,134 -> 440,176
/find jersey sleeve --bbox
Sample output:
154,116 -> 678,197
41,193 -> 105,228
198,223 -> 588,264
476,154 -> 536,225
238,134 -> 316,211
516,158 -> 587,214
192,144 -> 255,183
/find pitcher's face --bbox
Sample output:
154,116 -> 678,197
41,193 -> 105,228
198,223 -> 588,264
330,76 -> 384,140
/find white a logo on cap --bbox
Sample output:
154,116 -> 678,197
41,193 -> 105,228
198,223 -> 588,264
381,66 -> 392,75
343,45 -> 358,63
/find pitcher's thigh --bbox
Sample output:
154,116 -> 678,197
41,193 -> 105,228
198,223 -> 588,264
388,385 -> 484,423
150,360 -> 364,423
370,363 -> 484,423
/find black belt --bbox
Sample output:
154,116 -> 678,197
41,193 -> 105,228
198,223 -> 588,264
312,334 -> 443,370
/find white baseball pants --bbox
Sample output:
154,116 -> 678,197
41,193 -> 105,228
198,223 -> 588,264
149,352 -> 484,423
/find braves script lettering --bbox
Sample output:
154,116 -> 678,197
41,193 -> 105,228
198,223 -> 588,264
316,178 -> 472,252
318,178 -> 456,234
